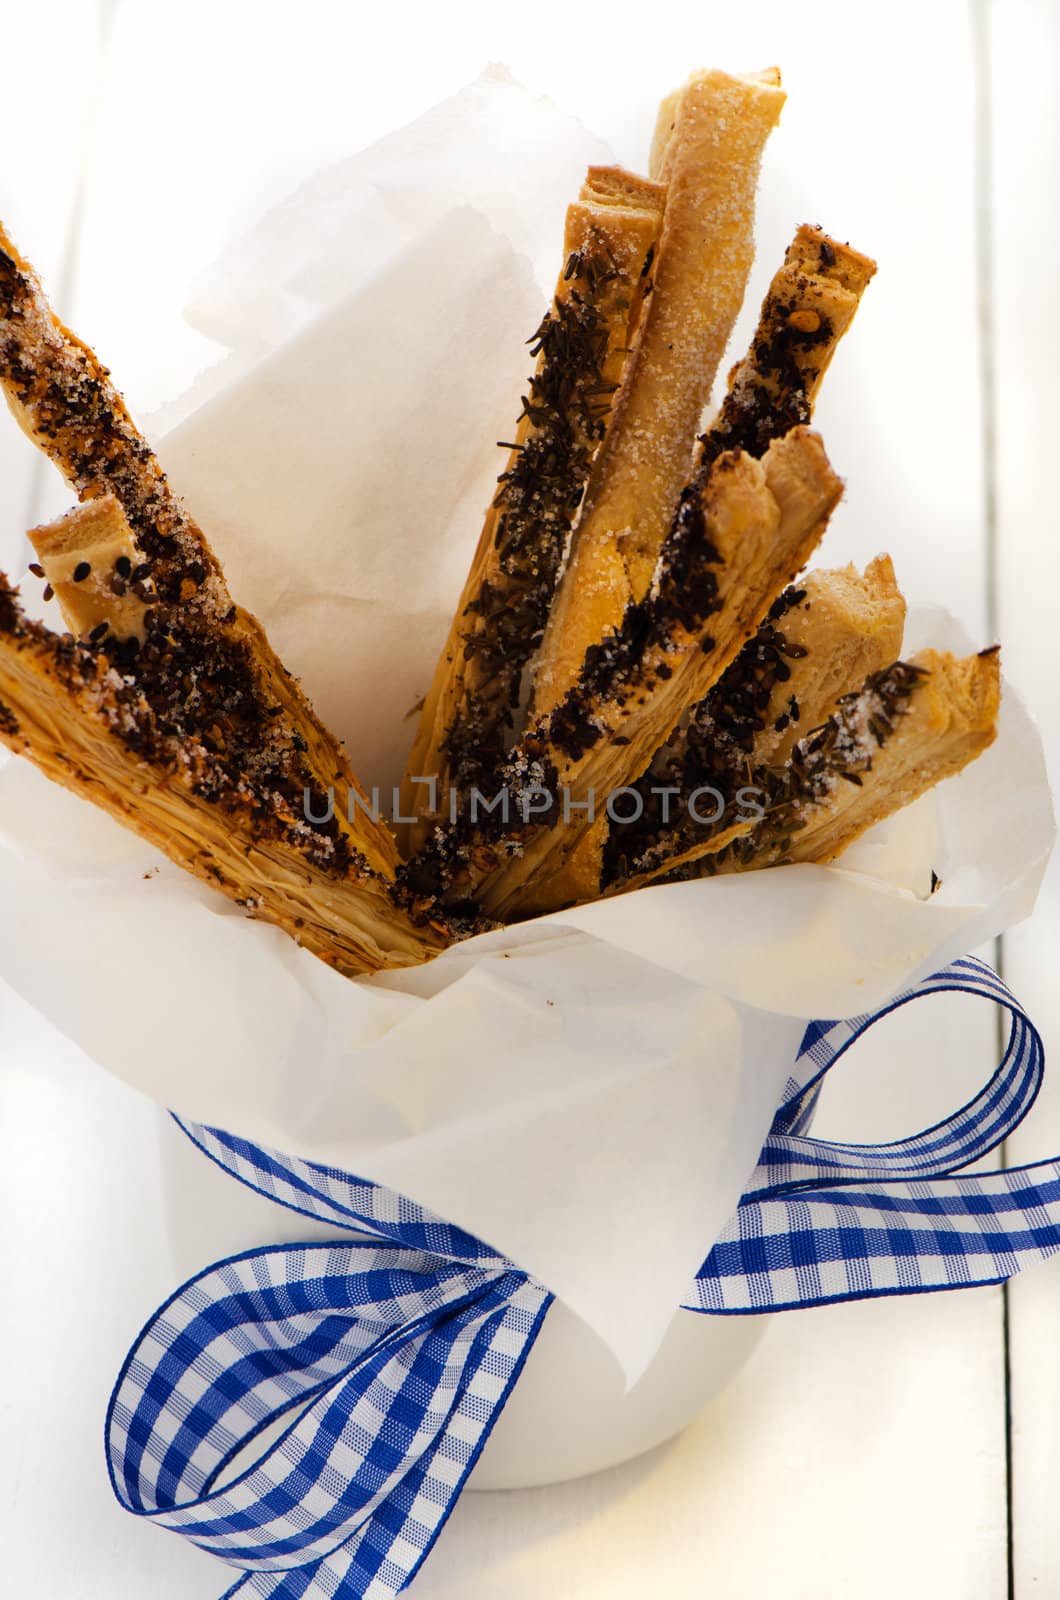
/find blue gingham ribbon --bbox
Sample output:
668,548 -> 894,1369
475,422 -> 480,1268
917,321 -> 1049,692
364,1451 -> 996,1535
107,954 -> 1060,1598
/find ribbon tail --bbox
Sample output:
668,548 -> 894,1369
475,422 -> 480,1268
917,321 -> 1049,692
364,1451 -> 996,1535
687,1159 -> 1060,1313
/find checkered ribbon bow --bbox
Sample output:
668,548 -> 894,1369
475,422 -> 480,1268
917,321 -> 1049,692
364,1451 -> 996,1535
107,955 -> 1060,1598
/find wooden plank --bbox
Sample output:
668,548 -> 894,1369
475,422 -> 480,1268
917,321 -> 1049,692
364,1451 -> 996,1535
983,1 -> 1060,1593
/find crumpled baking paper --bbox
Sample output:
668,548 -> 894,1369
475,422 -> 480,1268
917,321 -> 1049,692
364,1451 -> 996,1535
0,71 -> 1052,1384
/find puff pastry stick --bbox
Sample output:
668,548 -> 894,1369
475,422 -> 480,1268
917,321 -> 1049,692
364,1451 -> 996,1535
649,68 -> 782,179
698,555 -> 905,770
580,164 -> 667,212
772,648 -> 999,867
699,225 -> 875,471
28,495 -> 147,643
607,557 -> 906,886
398,181 -> 663,852
0,221 -> 410,896
532,69 -> 786,717
0,578 -> 444,973
669,225 -> 876,734
405,427 -> 841,919
622,649 -> 999,889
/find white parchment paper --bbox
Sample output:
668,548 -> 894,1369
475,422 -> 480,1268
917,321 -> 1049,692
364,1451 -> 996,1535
0,73 -> 1052,1382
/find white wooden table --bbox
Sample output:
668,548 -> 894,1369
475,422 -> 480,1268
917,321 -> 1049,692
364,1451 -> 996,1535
1,2 -> 1057,1594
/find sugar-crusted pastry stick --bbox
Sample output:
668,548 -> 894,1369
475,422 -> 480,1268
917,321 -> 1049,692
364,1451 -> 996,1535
0,219 -> 412,896
647,69 -> 780,177
402,427 -> 841,920
605,558 -> 906,887
532,68 -> 786,718
0,576 -> 445,972
648,88 -> 686,179
615,649 -> 1000,891
398,179 -> 664,852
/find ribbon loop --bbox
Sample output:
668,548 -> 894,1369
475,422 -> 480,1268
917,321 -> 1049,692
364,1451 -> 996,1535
106,1241 -> 551,1594
756,957 -> 1042,1192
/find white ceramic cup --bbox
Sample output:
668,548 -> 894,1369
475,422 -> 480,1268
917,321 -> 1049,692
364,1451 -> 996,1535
157,1112 -> 767,1490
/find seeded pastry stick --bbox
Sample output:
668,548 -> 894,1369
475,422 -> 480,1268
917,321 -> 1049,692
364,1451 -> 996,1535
0,579 -> 444,972
699,224 -> 876,471
27,495 -> 147,642
747,649 -> 1000,869
589,227 -> 878,888
0,219 -> 421,908
532,68 -> 786,718
398,180 -> 664,852
664,224 -> 877,750
502,438 -> 845,921
615,649 -> 1000,892
695,556 -> 906,771
402,427 -> 841,920
9,506 -> 453,971
605,558 -> 907,886
514,439 -> 861,918
758,646 -> 999,870
23,497 -> 447,959
648,221 -> 877,756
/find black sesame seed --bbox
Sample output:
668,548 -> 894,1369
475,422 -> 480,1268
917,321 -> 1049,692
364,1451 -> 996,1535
72,561 -> 91,583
